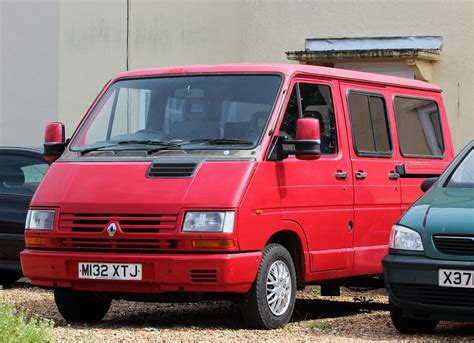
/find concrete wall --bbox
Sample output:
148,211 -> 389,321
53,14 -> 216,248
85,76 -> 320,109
0,0 -> 60,147
237,0 -> 473,150
58,0 -> 127,135
1,0 -> 473,150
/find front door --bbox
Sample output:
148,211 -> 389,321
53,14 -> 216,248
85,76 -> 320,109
339,83 -> 401,275
278,80 -> 354,272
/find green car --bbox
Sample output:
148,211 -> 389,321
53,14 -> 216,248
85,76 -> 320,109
383,140 -> 474,334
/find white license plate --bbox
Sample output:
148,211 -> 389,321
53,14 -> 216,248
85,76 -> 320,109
439,269 -> 474,288
78,262 -> 142,280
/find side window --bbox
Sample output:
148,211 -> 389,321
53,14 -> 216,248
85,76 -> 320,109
0,155 -> 48,196
393,97 -> 444,157
348,93 -> 391,156
447,149 -> 474,188
279,83 -> 337,155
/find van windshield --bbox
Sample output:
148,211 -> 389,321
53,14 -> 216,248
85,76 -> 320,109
70,75 -> 282,154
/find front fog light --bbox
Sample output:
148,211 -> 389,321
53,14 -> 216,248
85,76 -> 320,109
26,210 -> 55,230
182,211 -> 234,233
389,224 -> 424,251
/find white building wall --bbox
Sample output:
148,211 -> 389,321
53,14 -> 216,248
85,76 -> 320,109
58,0 -> 127,135
0,0 -> 60,147
1,0 -> 472,150
238,0 -> 473,150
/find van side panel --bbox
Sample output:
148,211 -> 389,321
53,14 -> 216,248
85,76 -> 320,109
237,162 -> 285,248
339,82 -> 402,276
276,78 -> 355,274
387,90 -> 454,211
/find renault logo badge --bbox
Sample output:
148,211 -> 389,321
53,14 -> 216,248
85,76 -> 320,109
106,222 -> 118,237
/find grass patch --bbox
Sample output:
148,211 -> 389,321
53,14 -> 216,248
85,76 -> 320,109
306,321 -> 334,330
0,301 -> 55,343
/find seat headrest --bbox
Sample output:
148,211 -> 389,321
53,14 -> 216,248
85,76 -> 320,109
0,166 -> 25,187
250,111 -> 268,129
183,99 -> 208,121
224,122 -> 250,139
303,109 -> 323,121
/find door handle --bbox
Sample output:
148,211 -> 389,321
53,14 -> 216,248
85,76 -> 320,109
355,171 -> 367,180
388,172 -> 400,180
335,171 -> 348,180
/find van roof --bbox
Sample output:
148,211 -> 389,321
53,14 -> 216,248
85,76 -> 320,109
114,63 -> 440,92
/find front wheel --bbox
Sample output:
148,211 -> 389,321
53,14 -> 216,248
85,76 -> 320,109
54,288 -> 111,323
241,243 -> 297,329
389,299 -> 438,334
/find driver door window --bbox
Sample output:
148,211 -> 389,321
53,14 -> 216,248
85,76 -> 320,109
279,83 -> 338,155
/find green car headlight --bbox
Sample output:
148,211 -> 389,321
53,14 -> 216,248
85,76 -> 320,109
389,224 -> 424,251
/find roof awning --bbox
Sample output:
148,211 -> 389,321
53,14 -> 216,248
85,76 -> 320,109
286,36 -> 443,81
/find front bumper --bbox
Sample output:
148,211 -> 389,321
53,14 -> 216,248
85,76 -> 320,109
383,254 -> 474,322
21,249 -> 261,294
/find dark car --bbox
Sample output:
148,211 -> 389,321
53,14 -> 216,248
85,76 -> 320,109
0,147 -> 49,285
383,140 -> 474,334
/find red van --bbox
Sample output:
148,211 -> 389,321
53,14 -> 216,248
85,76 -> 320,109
21,64 -> 453,329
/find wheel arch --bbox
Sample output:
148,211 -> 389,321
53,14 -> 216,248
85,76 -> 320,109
265,226 -> 308,290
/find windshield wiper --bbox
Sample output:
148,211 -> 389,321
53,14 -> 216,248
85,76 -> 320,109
78,140 -> 182,155
190,138 -> 254,145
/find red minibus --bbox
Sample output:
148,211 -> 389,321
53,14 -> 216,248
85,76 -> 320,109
21,64 -> 453,328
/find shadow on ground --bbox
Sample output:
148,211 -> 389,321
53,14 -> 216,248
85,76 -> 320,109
6,283 -> 474,340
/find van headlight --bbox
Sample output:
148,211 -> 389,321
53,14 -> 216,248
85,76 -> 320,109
182,211 -> 234,233
389,224 -> 424,251
25,210 -> 55,230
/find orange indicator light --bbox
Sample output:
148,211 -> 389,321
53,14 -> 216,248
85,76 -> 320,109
192,239 -> 235,249
25,237 -> 48,246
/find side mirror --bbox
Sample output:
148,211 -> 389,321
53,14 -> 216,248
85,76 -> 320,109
420,177 -> 438,192
295,118 -> 321,160
267,118 -> 321,161
44,122 -> 66,162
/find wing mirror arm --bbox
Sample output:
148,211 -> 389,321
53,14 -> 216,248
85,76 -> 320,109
267,118 -> 322,161
420,177 -> 438,192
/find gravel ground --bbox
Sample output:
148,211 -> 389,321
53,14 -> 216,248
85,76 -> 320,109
2,281 -> 474,342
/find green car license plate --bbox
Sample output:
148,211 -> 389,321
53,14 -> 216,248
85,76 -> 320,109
439,269 -> 474,288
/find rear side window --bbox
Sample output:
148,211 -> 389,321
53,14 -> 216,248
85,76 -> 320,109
348,93 -> 391,156
0,155 -> 48,196
393,97 -> 444,158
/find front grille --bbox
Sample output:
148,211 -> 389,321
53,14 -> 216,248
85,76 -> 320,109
190,269 -> 218,283
61,237 -> 177,253
433,235 -> 474,255
147,162 -> 198,178
59,213 -> 178,233
391,283 -> 474,307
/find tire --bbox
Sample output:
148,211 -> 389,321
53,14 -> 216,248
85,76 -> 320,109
0,271 -> 22,286
389,299 -> 438,334
241,243 -> 297,329
54,287 -> 111,323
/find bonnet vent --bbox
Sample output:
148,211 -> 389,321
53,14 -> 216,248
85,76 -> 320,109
147,162 -> 198,178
